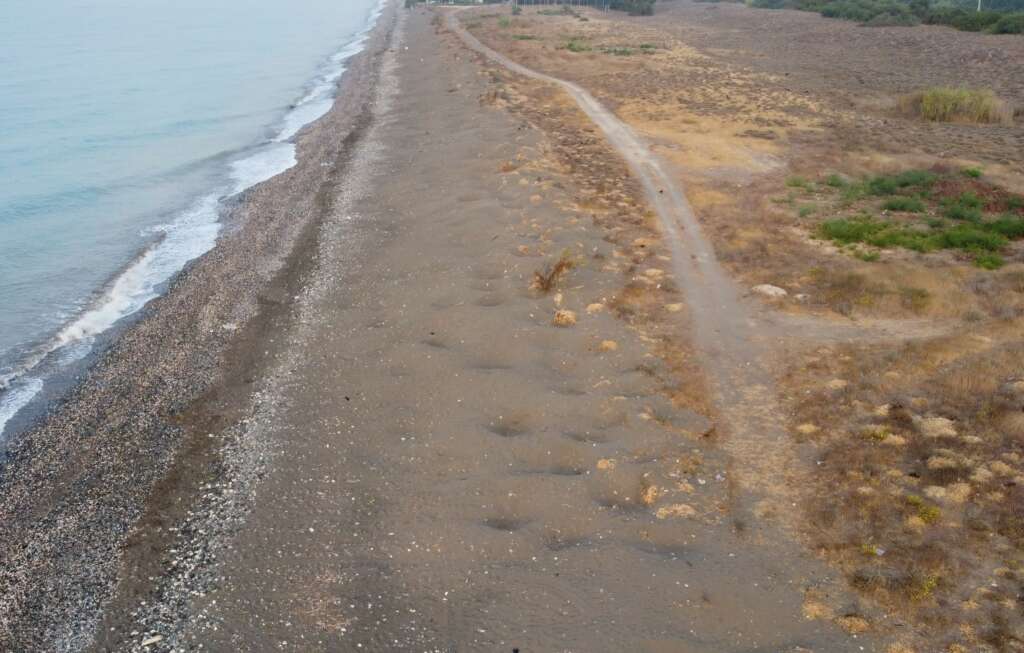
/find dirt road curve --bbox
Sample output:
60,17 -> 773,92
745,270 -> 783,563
447,10 -> 799,519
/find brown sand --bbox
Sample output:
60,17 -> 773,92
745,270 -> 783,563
102,7 -> 879,652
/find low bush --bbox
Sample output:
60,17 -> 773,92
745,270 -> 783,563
899,88 -> 1014,125
866,169 -> 937,195
882,197 -> 926,212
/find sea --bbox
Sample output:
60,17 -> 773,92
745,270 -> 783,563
0,0 -> 386,440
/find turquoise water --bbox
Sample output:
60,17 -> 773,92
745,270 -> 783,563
0,0 -> 384,436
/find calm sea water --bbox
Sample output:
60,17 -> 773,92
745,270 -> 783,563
0,0 -> 384,438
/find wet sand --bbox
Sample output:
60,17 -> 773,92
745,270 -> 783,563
3,4 -> 888,652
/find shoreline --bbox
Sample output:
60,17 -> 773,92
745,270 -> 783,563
0,0 -> 386,445
0,2 -> 398,649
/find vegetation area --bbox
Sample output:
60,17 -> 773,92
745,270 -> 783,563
783,168 -> 1024,269
899,88 -> 1015,124
748,0 -> 1024,32
513,0 -> 657,15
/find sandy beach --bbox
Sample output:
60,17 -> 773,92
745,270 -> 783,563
3,1 -> 1023,651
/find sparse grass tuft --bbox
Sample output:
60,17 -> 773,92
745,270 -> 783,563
799,204 -> 817,218
565,38 -> 591,52
974,252 -> 1004,270
881,197 -> 925,213
786,175 -> 812,189
962,167 -> 983,179
866,169 -> 936,196
899,87 -> 1014,125
531,250 -> 576,293
826,173 -> 848,188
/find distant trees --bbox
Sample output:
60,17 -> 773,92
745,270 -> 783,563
749,0 -> 1024,32
513,0 -> 657,16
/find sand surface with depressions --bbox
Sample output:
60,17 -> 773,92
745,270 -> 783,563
131,8 -> 877,652
0,4 -> 922,652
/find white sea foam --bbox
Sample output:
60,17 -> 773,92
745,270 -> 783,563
0,379 -> 44,437
0,1 -> 386,439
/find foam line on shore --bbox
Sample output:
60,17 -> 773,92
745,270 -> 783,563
0,0 -> 387,441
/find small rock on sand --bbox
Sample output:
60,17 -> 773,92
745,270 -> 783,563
553,309 -> 577,327
752,284 -> 788,299
796,423 -> 819,435
826,378 -> 849,391
598,340 -> 618,352
586,302 -> 604,314
665,303 -> 684,313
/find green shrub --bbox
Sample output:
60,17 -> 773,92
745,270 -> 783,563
975,253 -> 1005,270
826,173 -> 848,188
566,39 -> 591,52
944,193 -> 985,222
820,217 -> 889,244
882,197 -> 926,212
988,215 -> 1024,238
962,167 -> 983,178
989,13 -> 1024,33
498,16 -> 511,28
935,225 -> 1007,251
866,169 -> 937,195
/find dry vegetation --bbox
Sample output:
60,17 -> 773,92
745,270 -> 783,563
462,4 -> 1024,649
786,330 -> 1024,651
900,88 -> 1016,126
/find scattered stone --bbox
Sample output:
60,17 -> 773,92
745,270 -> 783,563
664,303 -> 684,313
141,635 -> 164,647
552,309 -> 577,327
924,485 -> 947,501
752,284 -> 788,299
598,340 -> 618,352
796,423 -> 819,435
882,434 -> 907,447
655,503 -> 696,519
586,302 -> 604,314
826,378 -> 849,391
874,404 -> 891,417
641,485 -> 659,506
596,459 -> 616,471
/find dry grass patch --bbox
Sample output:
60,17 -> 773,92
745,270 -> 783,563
899,88 -> 1014,125
531,250 -> 577,293
790,334 -> 1024,650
